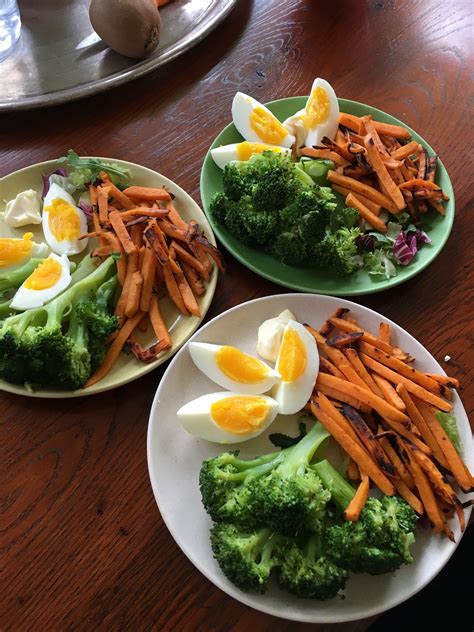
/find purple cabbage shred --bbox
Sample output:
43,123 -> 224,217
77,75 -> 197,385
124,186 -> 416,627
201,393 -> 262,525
79,201 -> 93,217
41,168 -> 68,199
356,233 -> 376,252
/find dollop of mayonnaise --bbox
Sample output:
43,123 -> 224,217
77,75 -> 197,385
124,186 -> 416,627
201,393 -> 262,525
256,309 -> 296,363
4,189 -> 42,227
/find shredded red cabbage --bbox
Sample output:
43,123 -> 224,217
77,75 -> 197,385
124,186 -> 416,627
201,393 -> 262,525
79,201 -> 93,217
392,229 -> 431,265
356,234 -> 376,252
41,168 -> 68,199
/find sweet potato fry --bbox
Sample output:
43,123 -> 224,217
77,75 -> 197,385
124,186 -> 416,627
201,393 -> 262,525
381,415 -> 432,455
425,373 -> 460,390
304,324 -> 349,366
346,192 -> 388,232
360,115 -> 389,156
347,459 -> 360,482
104,184 -> 135,209
194,235 -> 226,272
359,351 -> 452,412
181,261 -> 206,296
125,270 -> 143,318
316,392 -> 369,446
172,262 -> 201,318
344,472 -> 370,521
371,373 -> 407,411
415,399 -> 473,492
316,384 -> 371,413
338,363 -> 372,391
115,250 -> 138,318
85,310 -> 145,387
378,322 -> 391,345
390,141 -> 420,161
169,240 -> 207,277
300,147 -> 350,166
345,348 -> 384,398
407,442 -> 458,505
327,170 -> 398,212
149,295 -> 172,349
365,135 -> 406,210
342,405 -> 396,477
157,220 -> 189,242
311,398 -> 396,495
120,208 -> 170,220
97,186 -> 111,225
122,186 -> 172,202
328,318 -> 394,354
319,356 -> 345,379
162,264 -> 188,315
109,211 -> 137,256
316,373 -> 409,423
327,331 -> 364,348
378,433 -> 414,489
319,307 -> 350,336
139,247 -> 157,312
331,184 -> 382,215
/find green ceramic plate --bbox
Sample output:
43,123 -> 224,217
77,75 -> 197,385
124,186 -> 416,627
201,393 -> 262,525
200,97 -> 454,295
0,159 -> 218,398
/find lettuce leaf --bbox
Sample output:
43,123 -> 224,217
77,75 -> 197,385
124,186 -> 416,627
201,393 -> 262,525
435,412 -> 462,454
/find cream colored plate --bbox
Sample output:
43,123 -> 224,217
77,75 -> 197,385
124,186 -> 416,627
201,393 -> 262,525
0,158 -> 218,398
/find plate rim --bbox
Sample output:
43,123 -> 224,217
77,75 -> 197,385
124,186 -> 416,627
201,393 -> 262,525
0,157 -> 218,398
147,292 -> 472,624
1,0 -> 237,112
199,96 -> 455,296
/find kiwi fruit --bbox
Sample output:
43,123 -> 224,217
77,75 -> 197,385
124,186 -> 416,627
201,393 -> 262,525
90,0 -> 161,59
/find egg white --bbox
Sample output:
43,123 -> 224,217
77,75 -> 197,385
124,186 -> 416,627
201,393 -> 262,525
42,183 -> 88,256
283,78 -> 339,148
0,237 -> 49,273
177,391 -> 279,444
189,342 -> 281,395
232,92 -> 295,149
273,320 -> 319,415
10,253 -> 72,311
211,142 -> 292,170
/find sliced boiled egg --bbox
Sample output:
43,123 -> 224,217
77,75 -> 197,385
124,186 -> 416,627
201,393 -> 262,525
283,78 -> 339,148
211,141 -> 292,169
273,320 -> 319,415
232,92 -> 295,149
0,233 -> 49,272
42,183 -> 88,256
189,342 -> 281,395
10,253 -> 72,311
256,309 -> 296,363
177,392 -> 279,443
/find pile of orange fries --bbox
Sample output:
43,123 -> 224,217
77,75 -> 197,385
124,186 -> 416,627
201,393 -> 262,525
301,111 -> 449,228
80,172 -> 225,387
305,307 -> 472,538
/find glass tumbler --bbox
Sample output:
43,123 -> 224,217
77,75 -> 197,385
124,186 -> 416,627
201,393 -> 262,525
0,0 -> 21,62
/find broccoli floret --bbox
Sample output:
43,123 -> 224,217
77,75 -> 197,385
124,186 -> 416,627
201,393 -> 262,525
222,160 -> 255,201
0,256 -> 117,389
280,189 -> 330,243
325,496 -> 418,575
311,227 -> 362,277
211,523 -> 284,592
250,152 -> 300,213
199,449 -> 282,527
329,205 -> 359,231
312,459 -> 357,514
278,533 -> 349,599
251,422 -> 331,536
272,232 -> 307,265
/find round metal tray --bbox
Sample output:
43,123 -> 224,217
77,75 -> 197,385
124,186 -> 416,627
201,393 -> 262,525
1,0 -> 236,111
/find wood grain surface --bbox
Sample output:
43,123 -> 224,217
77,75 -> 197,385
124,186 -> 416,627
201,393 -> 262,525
1,0 -> 473,630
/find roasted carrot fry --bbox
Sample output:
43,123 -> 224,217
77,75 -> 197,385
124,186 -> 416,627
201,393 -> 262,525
346,192 -> 388,232
344,472 -> 370,521
311,397 -> 396,495
122,186 -> 172,202
328,318 -> 394,354
85,310 -> 145,387
149,295 -> 172,349
316,372 -> 409,423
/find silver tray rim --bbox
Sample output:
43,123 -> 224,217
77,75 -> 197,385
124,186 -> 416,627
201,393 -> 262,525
1,0 -> 237,112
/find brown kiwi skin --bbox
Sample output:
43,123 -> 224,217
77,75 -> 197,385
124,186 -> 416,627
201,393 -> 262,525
89,0 -> 161,59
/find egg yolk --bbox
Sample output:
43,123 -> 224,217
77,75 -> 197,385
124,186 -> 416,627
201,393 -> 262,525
277,329 -> 307,382
0,233 -> 33,268
304,86 -> 330,129
216,346 -> 269,384
236,141 -> 282,161
250,107 -> 288,145
211,396 -> 270,434
24,257 -> 62,290
45,198 -> 80,241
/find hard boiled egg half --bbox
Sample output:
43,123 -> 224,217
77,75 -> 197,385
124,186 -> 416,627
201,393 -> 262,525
10,253 -> 72,310
211,141 -> 291,169
283,78 -> 339,148
232,92 -> 295,148
43,183 -> 88,256
189,342 -> 281,395
177,392 -> 279,444
0,233 -> 49,272
273,320 -> 319,415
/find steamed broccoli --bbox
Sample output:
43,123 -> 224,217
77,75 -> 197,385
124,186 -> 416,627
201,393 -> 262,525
211,523 -> 284,592
325,496 -> 418,575
0,256 -> 117,389
329,205 -> 359,231
278,533 -> 349,599
272,231 -> 307,265
250,422 -> 331,535
311,227 -> 362,277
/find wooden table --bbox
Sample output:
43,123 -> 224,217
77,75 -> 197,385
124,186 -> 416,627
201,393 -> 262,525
1,0 -> 472,629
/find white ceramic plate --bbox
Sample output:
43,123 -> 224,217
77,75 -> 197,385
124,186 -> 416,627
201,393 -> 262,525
0,158 -> 218,397
147,294 -> 473,623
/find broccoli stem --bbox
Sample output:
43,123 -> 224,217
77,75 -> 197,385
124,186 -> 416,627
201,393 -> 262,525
0,258 -> 45,292
312,459 -> 356,512
277,422 -> 330,478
